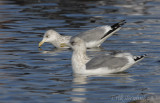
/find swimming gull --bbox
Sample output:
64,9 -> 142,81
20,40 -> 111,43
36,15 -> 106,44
39,20 -> 126,48
70,37 -> 147,75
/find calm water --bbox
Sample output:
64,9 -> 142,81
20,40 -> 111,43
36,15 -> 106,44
0,0 -> 160,103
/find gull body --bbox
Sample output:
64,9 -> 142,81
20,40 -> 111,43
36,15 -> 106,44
39,20 -> 126,48
70,37 -> 146,75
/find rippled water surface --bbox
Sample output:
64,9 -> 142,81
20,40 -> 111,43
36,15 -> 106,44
0,0 -> 160,103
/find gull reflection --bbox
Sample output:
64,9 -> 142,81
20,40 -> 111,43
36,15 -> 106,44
71,73 -> 134,103
71,74 -> 88,103
39,48 -> 71,55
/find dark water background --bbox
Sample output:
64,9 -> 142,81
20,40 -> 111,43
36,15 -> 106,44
0,0 -> 160,103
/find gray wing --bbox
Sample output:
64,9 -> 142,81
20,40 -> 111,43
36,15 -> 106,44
86,55 -> 128,70
72,26 -> 112,42
71,20 -> 126,42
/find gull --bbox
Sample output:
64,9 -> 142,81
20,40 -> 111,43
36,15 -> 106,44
70,37 -> 147,75
39,20 -> 126,48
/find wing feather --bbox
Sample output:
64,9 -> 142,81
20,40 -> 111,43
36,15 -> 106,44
86,55 -> 128,70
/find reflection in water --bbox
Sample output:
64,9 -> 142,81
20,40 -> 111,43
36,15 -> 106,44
39,48 -> 70,55
71,75 -> 87,102
71,73 -> 134,103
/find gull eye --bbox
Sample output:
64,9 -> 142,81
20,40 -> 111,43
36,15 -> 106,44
71,41 -> 75,45
46,35 -> 49,38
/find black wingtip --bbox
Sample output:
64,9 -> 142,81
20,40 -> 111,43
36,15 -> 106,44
111,20 -> 126,29
101,20 -> 126,39
134,54 -> 147,61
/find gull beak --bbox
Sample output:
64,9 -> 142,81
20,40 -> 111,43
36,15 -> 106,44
39,40 -> 45,47
60,43 -> 69,48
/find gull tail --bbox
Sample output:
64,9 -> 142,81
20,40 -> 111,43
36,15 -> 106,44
101,20 -> 126,39
134,54 -> 147,62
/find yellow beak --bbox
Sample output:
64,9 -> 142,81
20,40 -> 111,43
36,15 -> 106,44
39,40 -> 45,47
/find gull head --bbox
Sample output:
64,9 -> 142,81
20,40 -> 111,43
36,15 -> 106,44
70,37 -> 86,51
39,30 -> 60,47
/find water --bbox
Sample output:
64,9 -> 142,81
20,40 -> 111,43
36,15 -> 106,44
0,0 -> 160,103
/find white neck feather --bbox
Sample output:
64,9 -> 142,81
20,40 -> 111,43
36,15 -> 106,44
72,48 -> 88,74
51,35 -> 63,48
